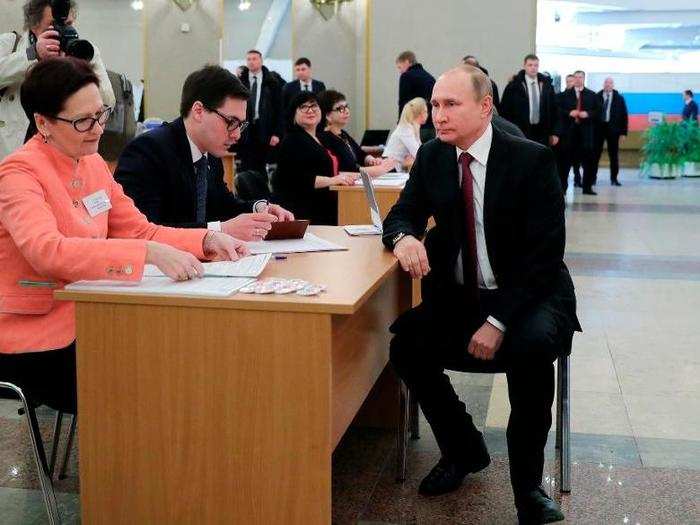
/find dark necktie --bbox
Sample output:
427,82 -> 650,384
604,94 -> 611,122
459,151 -> 479,305
303,83 -> 309,92
194,156 -> 208,224
250,76 -> 259,120
575,90 -> 582,124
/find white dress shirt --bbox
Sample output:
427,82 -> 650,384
453,123 -> 505,331
250,71 -> 263,120
383,123 -> 421,171
299,80 -> 312,92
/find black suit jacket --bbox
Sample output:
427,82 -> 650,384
558,87 -> 601,150
596,90 -> 629,136
114,118 -> 254,228
500,70 -> 559,137
683,100 -> 698,121
282,79 -> 326,112
382,126 -> 580,333
399,63 -> 436,129
239,66 -> 284,140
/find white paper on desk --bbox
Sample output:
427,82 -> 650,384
247,232 -> 347,254
143,253 -> 271,278
354,174 -> 408,187
66,276 -> 254,297
344,225 -> 382,236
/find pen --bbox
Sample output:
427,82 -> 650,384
18,280 -> 57,288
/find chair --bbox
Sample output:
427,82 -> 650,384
234,170 -> 272,201
0,382 -> 62,524
396,354 -> 571,494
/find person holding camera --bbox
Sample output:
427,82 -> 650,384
0,0 -> 114,161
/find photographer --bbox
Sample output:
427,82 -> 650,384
0,0 -> 114,160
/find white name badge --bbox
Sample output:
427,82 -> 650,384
82,190 -> 112,217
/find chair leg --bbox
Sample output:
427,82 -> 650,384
555,359 -> 563,451
409,390 -> 420,440
49,411 -> 64,479
396,381 -> 409,482
58,415 -> 77,480
559,355 -> 571,493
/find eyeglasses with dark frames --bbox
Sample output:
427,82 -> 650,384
52,106 -> 113,133
204,106 -> 249,133
331,104 -> 350,113
298,103 -> 320,113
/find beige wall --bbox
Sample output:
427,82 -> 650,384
144,0 -> 223,120
0,0 -> 24,33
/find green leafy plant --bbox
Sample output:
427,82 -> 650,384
641,120 -> 686,167
681,120 -> 700,163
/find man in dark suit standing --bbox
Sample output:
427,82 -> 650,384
595,77 -> 628,186
236,49 -> 284,174
384,65 -> 580,524
557,70 -> 601,194
115,65 -> 293,241
682,90 -> 698,122
282,57 -> 326,112
396,50 -> 436,137
463,55 -> 500,112
500,54 -> 559,147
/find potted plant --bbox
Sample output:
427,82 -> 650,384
641,120 -> 684,178
682,121 -> 700,177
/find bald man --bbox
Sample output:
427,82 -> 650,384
384,66 -> 580,524
595,77 -> 628,186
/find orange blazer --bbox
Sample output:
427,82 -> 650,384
0,136 -> 208,354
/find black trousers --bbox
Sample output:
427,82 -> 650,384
558,126 -> 596,191
595,124 -> 621,182
0,343 -> 77,414
524,123 -> 549,147
390,289 -> 567,495
238,120 -> 273,175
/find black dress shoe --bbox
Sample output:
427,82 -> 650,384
582,188 -> 597,195
516,486 -> 565,524
418,437 -> 490,496
611,180 -> 622,186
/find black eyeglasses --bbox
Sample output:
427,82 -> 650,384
298,103 -> 320,113
52,106 -> 112,132
204,106 -> 249,133
331,104 -> 350,113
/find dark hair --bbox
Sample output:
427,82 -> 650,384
396,51 -> 416,64
180,65 -> 250,118
20,57 -> 98,123
317,89 -> 346,126
565,74 -> 575,79
463,55 -> 478,65
246,49 -> 262,57
573,70 -> 586,77
523,53 -> 539,63
295,57 -> 311,68
685,90 -> 694,98
23,0 -> 76,30
287,91 -> 319,131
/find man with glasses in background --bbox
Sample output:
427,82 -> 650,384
115,65 -> 293,241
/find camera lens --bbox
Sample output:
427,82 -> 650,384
65,39 -> 94,61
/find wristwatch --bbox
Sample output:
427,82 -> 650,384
253,199 -> 269,213
392,232 -> 408,248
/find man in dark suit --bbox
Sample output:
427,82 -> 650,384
396,50 -> 436,135
595,77 -> 628,186
462,55 -> 500,112
383,65 -> 580,524
236,49 -> 284,174
500,54 -> 560,147
682,90 -> 698,122
282,57 -> 326,112
557,70 -> 601,195
115,65 -> 293,241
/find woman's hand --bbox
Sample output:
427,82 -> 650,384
333,172 -> 358,186
145,241 -> 204,281
203,231 -> 250,261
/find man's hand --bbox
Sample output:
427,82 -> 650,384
203,231 -> 250,261
265,203 -> 294,221
549,135 -> 559,147
36,28 -> 61,60
579,111 -> 589,119
620,135 -> 627,143
467,322 -> 505,361
269,135 -> 280,147
221,212 -> 277,241
393,235 -> 430,279
569,110 -> 579,118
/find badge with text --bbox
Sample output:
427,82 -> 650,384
82,190 -> 112,217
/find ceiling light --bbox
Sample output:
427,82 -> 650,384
131,0 -> 144,10
238,0 -> 251,10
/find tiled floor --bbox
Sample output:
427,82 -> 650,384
1,169 -> 699,524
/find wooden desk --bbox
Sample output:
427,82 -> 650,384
55,227 -> 410,524
331,184 -> 403,225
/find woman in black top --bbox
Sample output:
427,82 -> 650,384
317,90 -> 395,176
271,92 -> 356,225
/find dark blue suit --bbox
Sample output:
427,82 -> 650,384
683,100 -> 698,121
399,63 -> 436,130
282,79 -> 326,113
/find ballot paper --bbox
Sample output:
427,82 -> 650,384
66,276 -> 254,297
247,233 -> 347,255
143,253 -> 271,278
343,225 -> 382,236
354,173 -> 409,187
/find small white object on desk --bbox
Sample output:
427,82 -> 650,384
247,233 -> 347,255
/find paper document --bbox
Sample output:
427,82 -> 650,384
143,253 -> 271,278
66,276 -> 254,297
354,174 -> 408,187
247,232 -> 347,254
343,225 -> 382,236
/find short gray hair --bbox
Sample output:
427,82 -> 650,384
23,0 -> 77,31
457,65 -> 493,102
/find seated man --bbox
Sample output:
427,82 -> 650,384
115,65 -> 293,241
383,65 -> 581,524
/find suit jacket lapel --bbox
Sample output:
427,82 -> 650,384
483,126 -> 509,261
172,118 -> 198,198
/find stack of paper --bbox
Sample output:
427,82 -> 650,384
143,253 -> 271,278
354,173 -> 409,187
247,233 -> 347,255
66,276 -> 254,297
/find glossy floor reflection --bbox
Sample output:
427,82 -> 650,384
1,169 -> 699,524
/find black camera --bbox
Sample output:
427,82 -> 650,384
51,0 -> 94,61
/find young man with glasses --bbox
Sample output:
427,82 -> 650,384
114,65 -> 293,241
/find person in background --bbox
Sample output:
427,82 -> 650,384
272,92 -> 356,225
555,74 -> 580,187
682,90 -> 698,122
282,57 -> 326,112
0,57 -> 247,415
317,89 -> 394,177
396,50 -> 436,140
383,96 -> 427,172
0,0 -> 115,161
595,77 -> 628,186
463,55 -> 500,111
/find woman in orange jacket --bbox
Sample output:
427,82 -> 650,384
0,57 -> 248,414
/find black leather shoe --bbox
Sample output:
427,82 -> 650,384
516,486 -> 565,524
611,180 -> 622,186
418,437 -> 490,496
582,188 -> 597,195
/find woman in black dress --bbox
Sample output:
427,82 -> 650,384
317,89 -> 394,176
271,92 -> 356,225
